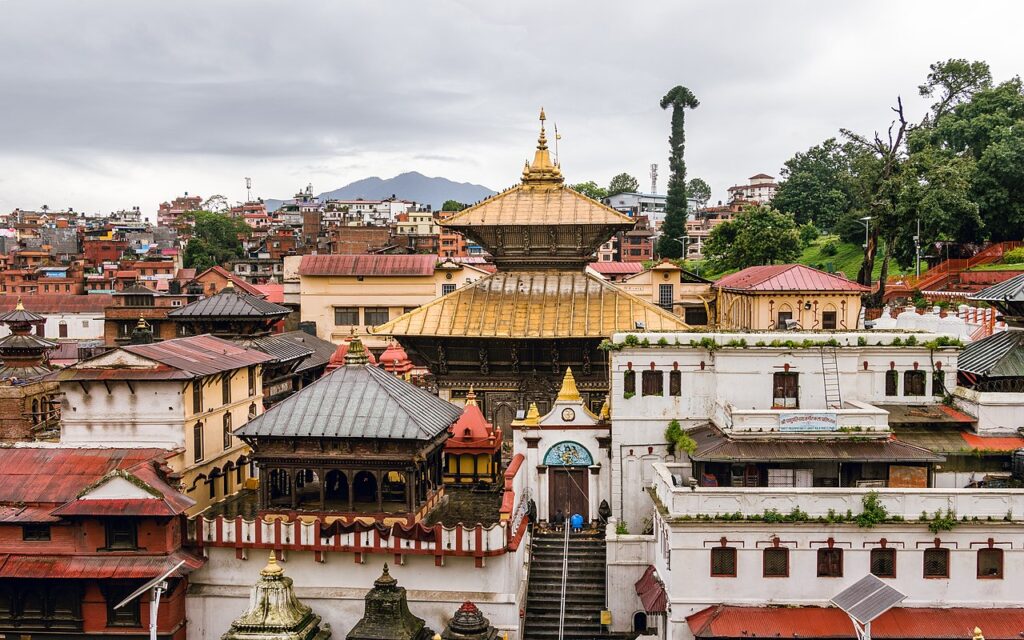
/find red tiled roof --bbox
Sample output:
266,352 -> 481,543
446,399 -> 499,452
0,294 -> 112,313
688,606 -> 1024,640
50,498 -> 182,517
961,431 -> 1024,452
714,264 -> 869,292
0,448 -> 180,514
299,254 -> 438,277
193,266 -> 265,296
254,283 -> 285,304
123,334 -> 273,375
0,550 -> 203,579
588,261 -> 645,275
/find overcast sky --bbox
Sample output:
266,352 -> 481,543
1,0 -> 1022,216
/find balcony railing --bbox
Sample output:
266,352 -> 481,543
714,399 -> 890,437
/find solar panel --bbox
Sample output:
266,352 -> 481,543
830,574 -> 906,624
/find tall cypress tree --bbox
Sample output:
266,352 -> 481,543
656,86 -> 700,259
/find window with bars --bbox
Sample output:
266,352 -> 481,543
817,548 -> 843,577
977,548 -> 1003,579
885,370 -> 899,396
773,372 -> 799,408
685,306 -> 709,325
870,548 -> 896,578
923,548 -> 949,578
658,284 -> 673,310
710,547 -> 737,577
822,310 -> 837,330
904,370 -> 926,396
22,524 -> 51,541
763,547 -> 789,577
669,370 -> 682,396
442,283 -> 456,295
333,306 -> 358,325
623,370 -> 636,396
642,370 -> 663,396
364,307 -> 390,326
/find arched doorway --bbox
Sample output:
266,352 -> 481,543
633,611 -> 649,634
324,469 -> 348,507
544,441 -> 593,522
353,471 -> 378,505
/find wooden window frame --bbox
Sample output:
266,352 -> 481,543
977,548 -> 1003,579
333,306 -> 358,326
923,547 -> 950,579
103,519 -> 138,551
223,412 -> 233,450
103,583 -> 141,627
193,421 -> 204,463
192,381 -> 203,413
641,370 -> 664,397
885,369 -> 899,396
870,548 -> 897,578
816,548 -> 843,577
363,307 -> 390,326
772,372 -> 799,409
22,524 -> 51,541
822,310 -> 837,330
623,370 -> 636,396
904,370 -> 927,397
710,547 -> 737,577
762,547 -> 789,578
669,370 -> 682,397
222,373 -> 231,405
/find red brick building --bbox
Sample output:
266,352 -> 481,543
0,447 -> 201,639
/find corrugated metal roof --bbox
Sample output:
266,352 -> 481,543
123,335 -> 273,376
298,254 -> 438,277
970,272 -> 1024,302
375,270 -> 690,338
689,423 -> 943,462
688,605 -> 1024,640
0,294 -> 112,313
167,290 -> 290,319
277,330 -> 339,373
588,261 -> 645,275
635,565 -> 667,613
240,334 -> 314,363
958,331 -> 1024,377
191,266 -> 266,296
0,550 -> 203,579
50,498 -> 181,517
715,264 -> 869,292
235,363 -> 462,440
0,306 -> 45,323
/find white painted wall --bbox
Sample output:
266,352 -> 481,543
605,523 -> 656,634
188,544 -> 528,639
954,387 -> 1024,434
0,312 -> 105,340
60,379 -> 185,448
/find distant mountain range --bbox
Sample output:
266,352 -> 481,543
264,171 -> 496,212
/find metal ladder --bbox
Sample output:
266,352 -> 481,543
820,346 -> 842,408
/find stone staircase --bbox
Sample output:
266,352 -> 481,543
523,529 -> 606,640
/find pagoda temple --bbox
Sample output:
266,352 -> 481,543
0,299 -> 57,380
346,564 -> 434,640
376,110 -> 689,430
444,388 -> 502,485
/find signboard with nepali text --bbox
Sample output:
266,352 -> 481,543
779,411 -> 838,432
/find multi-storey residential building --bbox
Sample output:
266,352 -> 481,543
297,254 -> 489,349
727,173 -> 778,204
683,202 -> 744,259
0,294 -> 109,340
50,334 -> 272,514
156,193 -> 202,228
103,285 -> 190,344
616,260 -> 714,324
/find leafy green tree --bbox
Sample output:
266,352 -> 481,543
686,178 -> 711,208
441,200 -> 467,212
918,58 -> 992,122
183,211 -> 250,271
703,205 -> 801,270
607,173 -> 640,197
657,86 -> 700,258
569,181 -> 609,200
772,138 -> 854,229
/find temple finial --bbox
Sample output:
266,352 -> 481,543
537,107 -> 548,151
15,298 -> 24,311
523,108 -> 563,185
557,367 -> 581,402
973,628 -> 984,640
261,551 -> 284,576
466,386 -> 478,407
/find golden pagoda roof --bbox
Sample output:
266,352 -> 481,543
374,270 -> 690,339
441,110 -> 633,229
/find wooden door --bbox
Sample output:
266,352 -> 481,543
548,468 -> 589,521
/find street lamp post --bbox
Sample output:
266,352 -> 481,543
671,236 -> 688,259
913,219 -> 921,278
857,216 -> 873,285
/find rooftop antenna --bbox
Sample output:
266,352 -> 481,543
650,163 -> 659,195
115,559 -> 186,640
245,177 -> 252,203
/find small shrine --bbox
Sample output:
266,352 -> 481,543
325,335 -> 378,374
0,299 -> 57,380
511,368 -> 610,523
346,564 -> 435,640
380,340 -> 414,376
236,337 -> 460,521
221,552 -> 331,640
440,602 -> 498,640
444,388 -> 502,485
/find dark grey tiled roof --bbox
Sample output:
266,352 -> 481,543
236,363 -> 462,440
276,331 -> 338,373
970,273 -> 1024,302
239,335 -> 314,363
168,291 -> 290,319
958,331 -> 1024,377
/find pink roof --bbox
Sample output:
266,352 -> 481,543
588,261 -> 645,275
446,398 -> 499,453
194,266 -> 265,296
0,294 -> 111,313
254,283 -> 285,304
714,264 -> 868,292
299,254 -> 438,277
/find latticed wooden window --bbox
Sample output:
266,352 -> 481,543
904,370 -> 926,396
763,547 -> 789,577
642,370 -> 663,396
773,372 -> 799,408
923,548 -> 949,578
623,370 -> 636,396
977,548 -> 1003,579
669,370 -> 682,397
870,548 -> 896,578
710,547 -> 737,577
817,548 -> 843,577
885,370 -> 899,396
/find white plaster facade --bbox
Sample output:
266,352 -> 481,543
0,310 -> 105,340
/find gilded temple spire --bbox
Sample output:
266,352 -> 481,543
522,107 -> 563,187
557,367 -> 581,402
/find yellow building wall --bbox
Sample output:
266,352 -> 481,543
716,290 -> 862,331
616,268 -> 713,321
180,364 -> 265,514
300,269 -> 483,348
